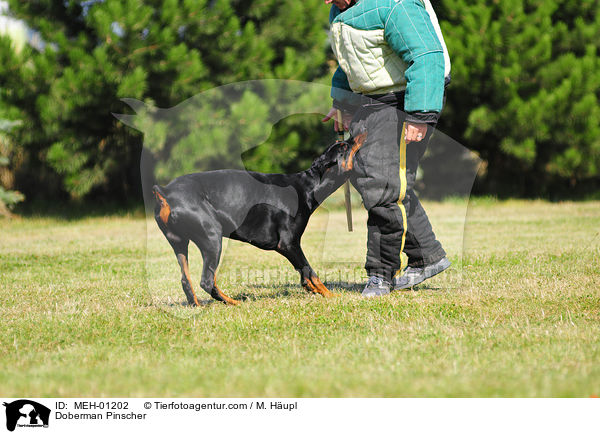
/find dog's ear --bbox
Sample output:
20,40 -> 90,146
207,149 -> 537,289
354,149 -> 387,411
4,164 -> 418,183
341,131 -> 367,171
352,131 -> 367,148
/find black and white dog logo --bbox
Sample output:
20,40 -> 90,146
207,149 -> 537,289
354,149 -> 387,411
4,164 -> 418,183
3,400 -> 50,432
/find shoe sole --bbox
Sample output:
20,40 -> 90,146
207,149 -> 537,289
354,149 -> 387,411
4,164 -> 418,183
393,258 -> 451,291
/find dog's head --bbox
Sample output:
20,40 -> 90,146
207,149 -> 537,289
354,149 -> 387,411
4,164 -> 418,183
311,131 -> 367,179
309,131 -> 367,205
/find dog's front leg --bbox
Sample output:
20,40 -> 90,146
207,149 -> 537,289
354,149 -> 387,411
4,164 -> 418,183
279,244 -> 337,298
303,272 -> 337,298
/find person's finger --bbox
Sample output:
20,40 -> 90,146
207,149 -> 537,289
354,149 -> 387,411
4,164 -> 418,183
322,108 -> 337,123
415,126 -> 426,142
405,125 -> 414,142
343,118 -> 349,131
322,111 -> 334,122
405,123 -> 427,142
343,114 -> 352,130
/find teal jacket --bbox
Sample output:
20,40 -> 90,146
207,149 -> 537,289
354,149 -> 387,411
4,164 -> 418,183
329,0 -> 450,121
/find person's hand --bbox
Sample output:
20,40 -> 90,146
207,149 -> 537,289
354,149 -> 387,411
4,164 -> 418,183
405,122 -> 428,143
322,107 -> 352,132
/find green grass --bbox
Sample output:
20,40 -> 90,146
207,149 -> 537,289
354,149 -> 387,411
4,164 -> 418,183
1,196 -> 599,397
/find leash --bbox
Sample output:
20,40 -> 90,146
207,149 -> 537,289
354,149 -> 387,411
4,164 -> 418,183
337,109 -> 353,232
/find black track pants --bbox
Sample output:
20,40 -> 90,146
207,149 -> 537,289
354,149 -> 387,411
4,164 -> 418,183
349,104 -> 446,281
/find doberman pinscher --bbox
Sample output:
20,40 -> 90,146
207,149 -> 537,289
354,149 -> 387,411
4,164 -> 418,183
152,132 -> 366,305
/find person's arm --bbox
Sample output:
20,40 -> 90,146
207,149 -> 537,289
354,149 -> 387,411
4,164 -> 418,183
384,0 -> 445,125
331,66 -> 360,112
322,67 -> 353,131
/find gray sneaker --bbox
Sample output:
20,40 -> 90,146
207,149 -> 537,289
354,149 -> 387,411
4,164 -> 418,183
361,276 -> 391,298
392,257 -> 451,290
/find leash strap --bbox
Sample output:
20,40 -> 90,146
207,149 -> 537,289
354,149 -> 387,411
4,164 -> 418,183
337,110 -> 353,232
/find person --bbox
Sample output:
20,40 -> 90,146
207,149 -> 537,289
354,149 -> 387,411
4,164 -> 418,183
321,0 -> 452,296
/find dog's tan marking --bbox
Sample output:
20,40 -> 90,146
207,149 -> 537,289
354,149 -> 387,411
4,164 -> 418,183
304,276 -> 337,298
304,278 -> 318,294
311,276 -> 338,298
342,131 -> 367,171
177,253 -> 200,306
214,274 -> 240,306
154,191 -> 171,225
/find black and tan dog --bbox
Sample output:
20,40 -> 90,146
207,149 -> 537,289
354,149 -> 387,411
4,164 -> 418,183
152,133 -> 365,305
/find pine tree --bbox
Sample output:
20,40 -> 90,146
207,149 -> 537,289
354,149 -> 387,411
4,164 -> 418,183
437,0 -> 600,197
3,1 -> 599,200
0,0 -> 331,200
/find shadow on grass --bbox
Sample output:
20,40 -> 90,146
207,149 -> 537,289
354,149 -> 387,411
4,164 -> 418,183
236,280 -> 445,300
396,284 -> 443,292
323,280 -> 444,293
163,299 -> 215,307
155,280 -> 445,309
236,282 -> 347,301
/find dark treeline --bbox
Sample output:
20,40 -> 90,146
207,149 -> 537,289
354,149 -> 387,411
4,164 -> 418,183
0,0 -> 599,209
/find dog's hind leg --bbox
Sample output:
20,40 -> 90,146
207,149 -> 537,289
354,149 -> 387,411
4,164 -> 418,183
154,189 -> 201,306
279,244 -> 337,298
191,227 -> 240,306
169,239 -> 201,307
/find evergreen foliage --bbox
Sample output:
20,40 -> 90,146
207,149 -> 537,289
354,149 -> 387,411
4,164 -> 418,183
0,0 -> 331,200
437,0 -> 600,196
0,0 -> 599,202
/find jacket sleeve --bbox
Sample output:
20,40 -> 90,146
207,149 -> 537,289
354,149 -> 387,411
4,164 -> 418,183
383,0 -> 445,122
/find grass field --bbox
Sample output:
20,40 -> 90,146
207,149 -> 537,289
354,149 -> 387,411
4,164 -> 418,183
1,196 -> 599,397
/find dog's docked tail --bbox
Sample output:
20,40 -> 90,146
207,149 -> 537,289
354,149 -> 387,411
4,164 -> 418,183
152,185 -> 171,225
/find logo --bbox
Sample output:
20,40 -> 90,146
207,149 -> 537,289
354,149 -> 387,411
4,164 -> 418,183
3,400 -> 50,432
